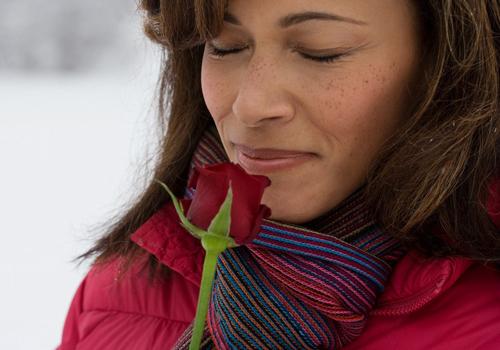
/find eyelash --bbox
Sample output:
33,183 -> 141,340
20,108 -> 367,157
206,43 -> 345,64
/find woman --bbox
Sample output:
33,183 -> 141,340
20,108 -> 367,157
57,0 -> 500,349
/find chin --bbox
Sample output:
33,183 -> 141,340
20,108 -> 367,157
263,196 -> 314,224
268,210 -> 313,225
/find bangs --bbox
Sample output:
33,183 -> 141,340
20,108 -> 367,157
142,0 -> 227,50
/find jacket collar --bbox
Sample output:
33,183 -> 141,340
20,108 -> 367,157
131,202 -> 205,287
372,250 -> 473,315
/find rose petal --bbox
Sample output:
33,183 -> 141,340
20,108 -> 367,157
185,162 -> 272,244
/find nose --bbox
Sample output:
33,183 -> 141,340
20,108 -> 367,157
232,57 -> 295,128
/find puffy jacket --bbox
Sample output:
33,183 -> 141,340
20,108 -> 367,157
57,182 -> 500,350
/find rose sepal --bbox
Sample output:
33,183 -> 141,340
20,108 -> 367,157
154,179 -> 208,240
206,183 -> 232,237
155,179 -> 239,248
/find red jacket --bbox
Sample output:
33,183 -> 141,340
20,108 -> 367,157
57,182 -> 500,350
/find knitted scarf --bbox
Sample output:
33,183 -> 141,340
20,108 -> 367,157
173,126 -> 405,349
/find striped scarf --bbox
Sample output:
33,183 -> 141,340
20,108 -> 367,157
173,126 -> 405,349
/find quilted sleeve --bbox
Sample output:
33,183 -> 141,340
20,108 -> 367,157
55,276 -> 87,350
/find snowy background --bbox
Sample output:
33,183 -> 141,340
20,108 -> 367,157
0,1 -> 163,348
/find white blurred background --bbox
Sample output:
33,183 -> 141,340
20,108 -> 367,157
0,1 -> 162,348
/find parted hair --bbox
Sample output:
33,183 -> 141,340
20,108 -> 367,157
80,0 -> 500,277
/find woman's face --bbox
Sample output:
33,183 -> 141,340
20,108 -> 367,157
201,0 -> 422,223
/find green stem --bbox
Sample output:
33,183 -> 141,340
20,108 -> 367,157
189,247 -> 223,350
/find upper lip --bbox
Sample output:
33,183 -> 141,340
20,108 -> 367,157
233,143 -> 315,159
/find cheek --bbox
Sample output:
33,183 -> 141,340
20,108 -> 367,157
311,65 -> 408,153
201,61 -> 234,123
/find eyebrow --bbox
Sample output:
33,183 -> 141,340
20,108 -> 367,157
223,11 -> 368,28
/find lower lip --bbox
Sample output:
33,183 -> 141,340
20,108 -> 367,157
236,150 -> 315,173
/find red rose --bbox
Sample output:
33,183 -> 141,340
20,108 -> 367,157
181,162 -> 271,245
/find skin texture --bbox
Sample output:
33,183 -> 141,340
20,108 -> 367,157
201,0 -> 422,224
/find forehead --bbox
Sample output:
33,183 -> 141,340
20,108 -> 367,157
224,0 -> 417,31
223,8 -> 368,29
218,0 -> 421,51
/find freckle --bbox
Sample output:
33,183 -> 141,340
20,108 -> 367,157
325,80 -> 335,90
364,80 -> 369,84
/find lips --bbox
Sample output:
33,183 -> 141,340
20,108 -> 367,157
232,143 -> 316,173
233,143 -> 314,159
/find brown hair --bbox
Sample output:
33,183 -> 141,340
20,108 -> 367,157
79,0 -> 500,277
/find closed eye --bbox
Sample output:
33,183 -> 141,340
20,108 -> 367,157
206,43 -> 346,64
